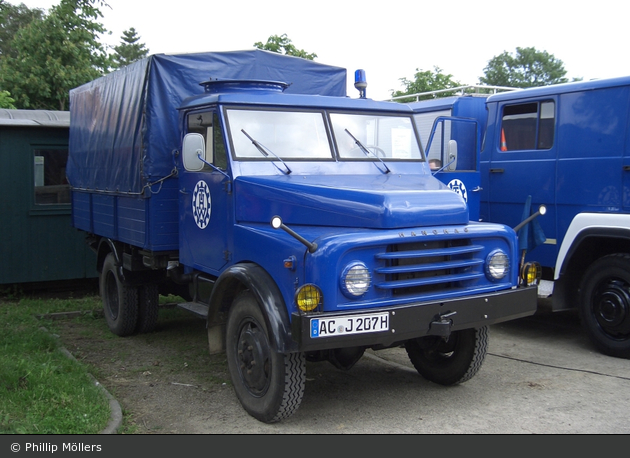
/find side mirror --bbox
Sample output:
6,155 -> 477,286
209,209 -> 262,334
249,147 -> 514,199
182,133 -> 205,172
447,140 -> 458,171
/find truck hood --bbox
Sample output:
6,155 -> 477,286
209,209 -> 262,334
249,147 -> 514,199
234,174 -> 469,229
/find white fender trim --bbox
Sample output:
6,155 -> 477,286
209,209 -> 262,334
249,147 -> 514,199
555,213 -> 630,279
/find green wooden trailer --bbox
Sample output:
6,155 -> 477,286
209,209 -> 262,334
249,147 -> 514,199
0,109 -> 97,289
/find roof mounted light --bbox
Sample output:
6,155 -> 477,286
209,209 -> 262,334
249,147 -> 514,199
354,69 -> 367,99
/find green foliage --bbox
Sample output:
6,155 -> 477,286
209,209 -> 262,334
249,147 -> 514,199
111,27 -> 149,69
0,295 -> 110,434
254,33 -> 317,60
480,46 -> 571,88
391,66 -> 461,102
0,89 -> 15,108
0,0 -> 111,110
0,0 -> 45,59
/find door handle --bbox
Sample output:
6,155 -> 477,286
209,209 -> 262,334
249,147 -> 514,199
623,165 -> 630,171
490,168 -> 504,173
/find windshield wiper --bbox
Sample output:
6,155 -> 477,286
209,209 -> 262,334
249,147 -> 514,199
344,129 -> 390,174
241,129 -> 291,175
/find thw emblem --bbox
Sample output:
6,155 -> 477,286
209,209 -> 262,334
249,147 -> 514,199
447,179 -> 468,202
192,181 -> 211,229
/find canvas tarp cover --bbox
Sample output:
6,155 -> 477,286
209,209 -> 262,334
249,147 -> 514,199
67,50 -> 347,194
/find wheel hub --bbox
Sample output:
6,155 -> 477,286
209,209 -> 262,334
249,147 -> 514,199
593,279 -> 630,337
237,322 -> 271,396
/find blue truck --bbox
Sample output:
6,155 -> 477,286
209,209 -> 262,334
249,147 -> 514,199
408,77 -> 630,359
67,51 -> 539,423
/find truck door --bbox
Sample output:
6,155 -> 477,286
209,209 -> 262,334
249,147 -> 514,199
179,111 -> 232,275
483,99 -> 557,266
420,115 -> 482,221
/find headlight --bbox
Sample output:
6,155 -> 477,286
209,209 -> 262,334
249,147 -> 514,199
295,284 -> 322,312
340,262 -> 371,298
521,261 -> 542,286
485,250 -> 509,280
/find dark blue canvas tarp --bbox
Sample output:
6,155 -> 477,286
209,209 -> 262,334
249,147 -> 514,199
67,50 -> 347,194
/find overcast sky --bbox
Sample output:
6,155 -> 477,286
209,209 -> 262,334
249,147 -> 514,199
17,0 -> 630,101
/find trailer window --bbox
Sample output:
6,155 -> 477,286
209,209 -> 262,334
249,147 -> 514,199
33,148 -> 70,205
501,101 -> 555,151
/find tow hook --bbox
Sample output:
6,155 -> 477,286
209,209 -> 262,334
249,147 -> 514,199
428,311 -> 457,338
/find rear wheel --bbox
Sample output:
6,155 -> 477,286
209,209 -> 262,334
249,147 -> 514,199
100,253 -> 138,337
136,283 -> 159,334
579,254 -> 630,358
405,326 -> 488,385
225,291 -> 305,423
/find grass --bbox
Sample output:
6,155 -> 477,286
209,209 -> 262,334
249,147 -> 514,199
0,293 -> 111,434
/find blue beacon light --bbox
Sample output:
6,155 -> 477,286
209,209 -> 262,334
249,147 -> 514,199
354,69 -> 367,98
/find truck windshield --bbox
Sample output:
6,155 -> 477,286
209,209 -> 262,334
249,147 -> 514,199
225,108 -> 423,161
226,108 -> 332,160
330,113 -> 422,160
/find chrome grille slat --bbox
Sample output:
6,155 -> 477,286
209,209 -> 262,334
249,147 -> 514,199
375,244 -> 484,260
376,259 -> 483,275
375,272 -> 485,289
375,239 -> 485,296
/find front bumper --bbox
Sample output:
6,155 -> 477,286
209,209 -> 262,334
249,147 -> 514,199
291,285 -> 538,352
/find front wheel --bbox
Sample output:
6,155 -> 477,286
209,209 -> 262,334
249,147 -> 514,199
225,291 -> 305,423
405,326 -> 488,385
579,254 -> 630,358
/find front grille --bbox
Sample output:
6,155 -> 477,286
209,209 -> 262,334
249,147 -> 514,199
374,240 -> 485,297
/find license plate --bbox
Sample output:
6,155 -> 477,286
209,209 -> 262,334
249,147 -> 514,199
310,312 -> 389,338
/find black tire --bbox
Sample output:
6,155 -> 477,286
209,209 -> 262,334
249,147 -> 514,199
579,254 -> 630,358
136,283 -> 159,334
404,326 -> 488,385
100,253 -> 139,337
225,291 -> 305,423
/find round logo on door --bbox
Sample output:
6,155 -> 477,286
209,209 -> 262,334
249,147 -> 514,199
447,179 -> 468,202
192,180 -> 211,229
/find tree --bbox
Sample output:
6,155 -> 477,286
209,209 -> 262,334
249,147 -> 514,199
0,89 -> 15,108
0,1 -> 45,59
480,47 -> 570,88
0,0 -> 112,111
253,34 -> 317,60
111,27 -> 148,69
391,66 -> 461,102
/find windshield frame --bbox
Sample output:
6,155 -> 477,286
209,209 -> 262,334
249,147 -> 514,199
222,105 -> 426,163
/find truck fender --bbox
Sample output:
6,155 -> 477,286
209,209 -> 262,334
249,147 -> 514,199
555,213 -> 630,279
208,263 -> 297,354
552,213 -> 630,311
95,238 -> 123,273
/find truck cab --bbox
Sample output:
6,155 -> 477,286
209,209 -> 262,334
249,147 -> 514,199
173,80 -> 537,421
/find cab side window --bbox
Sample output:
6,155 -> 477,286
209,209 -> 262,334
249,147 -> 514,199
501,101 -> 555,151
187,112 -> 227,170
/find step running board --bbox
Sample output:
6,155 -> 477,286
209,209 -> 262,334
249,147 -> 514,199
177,302 -> 209,319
